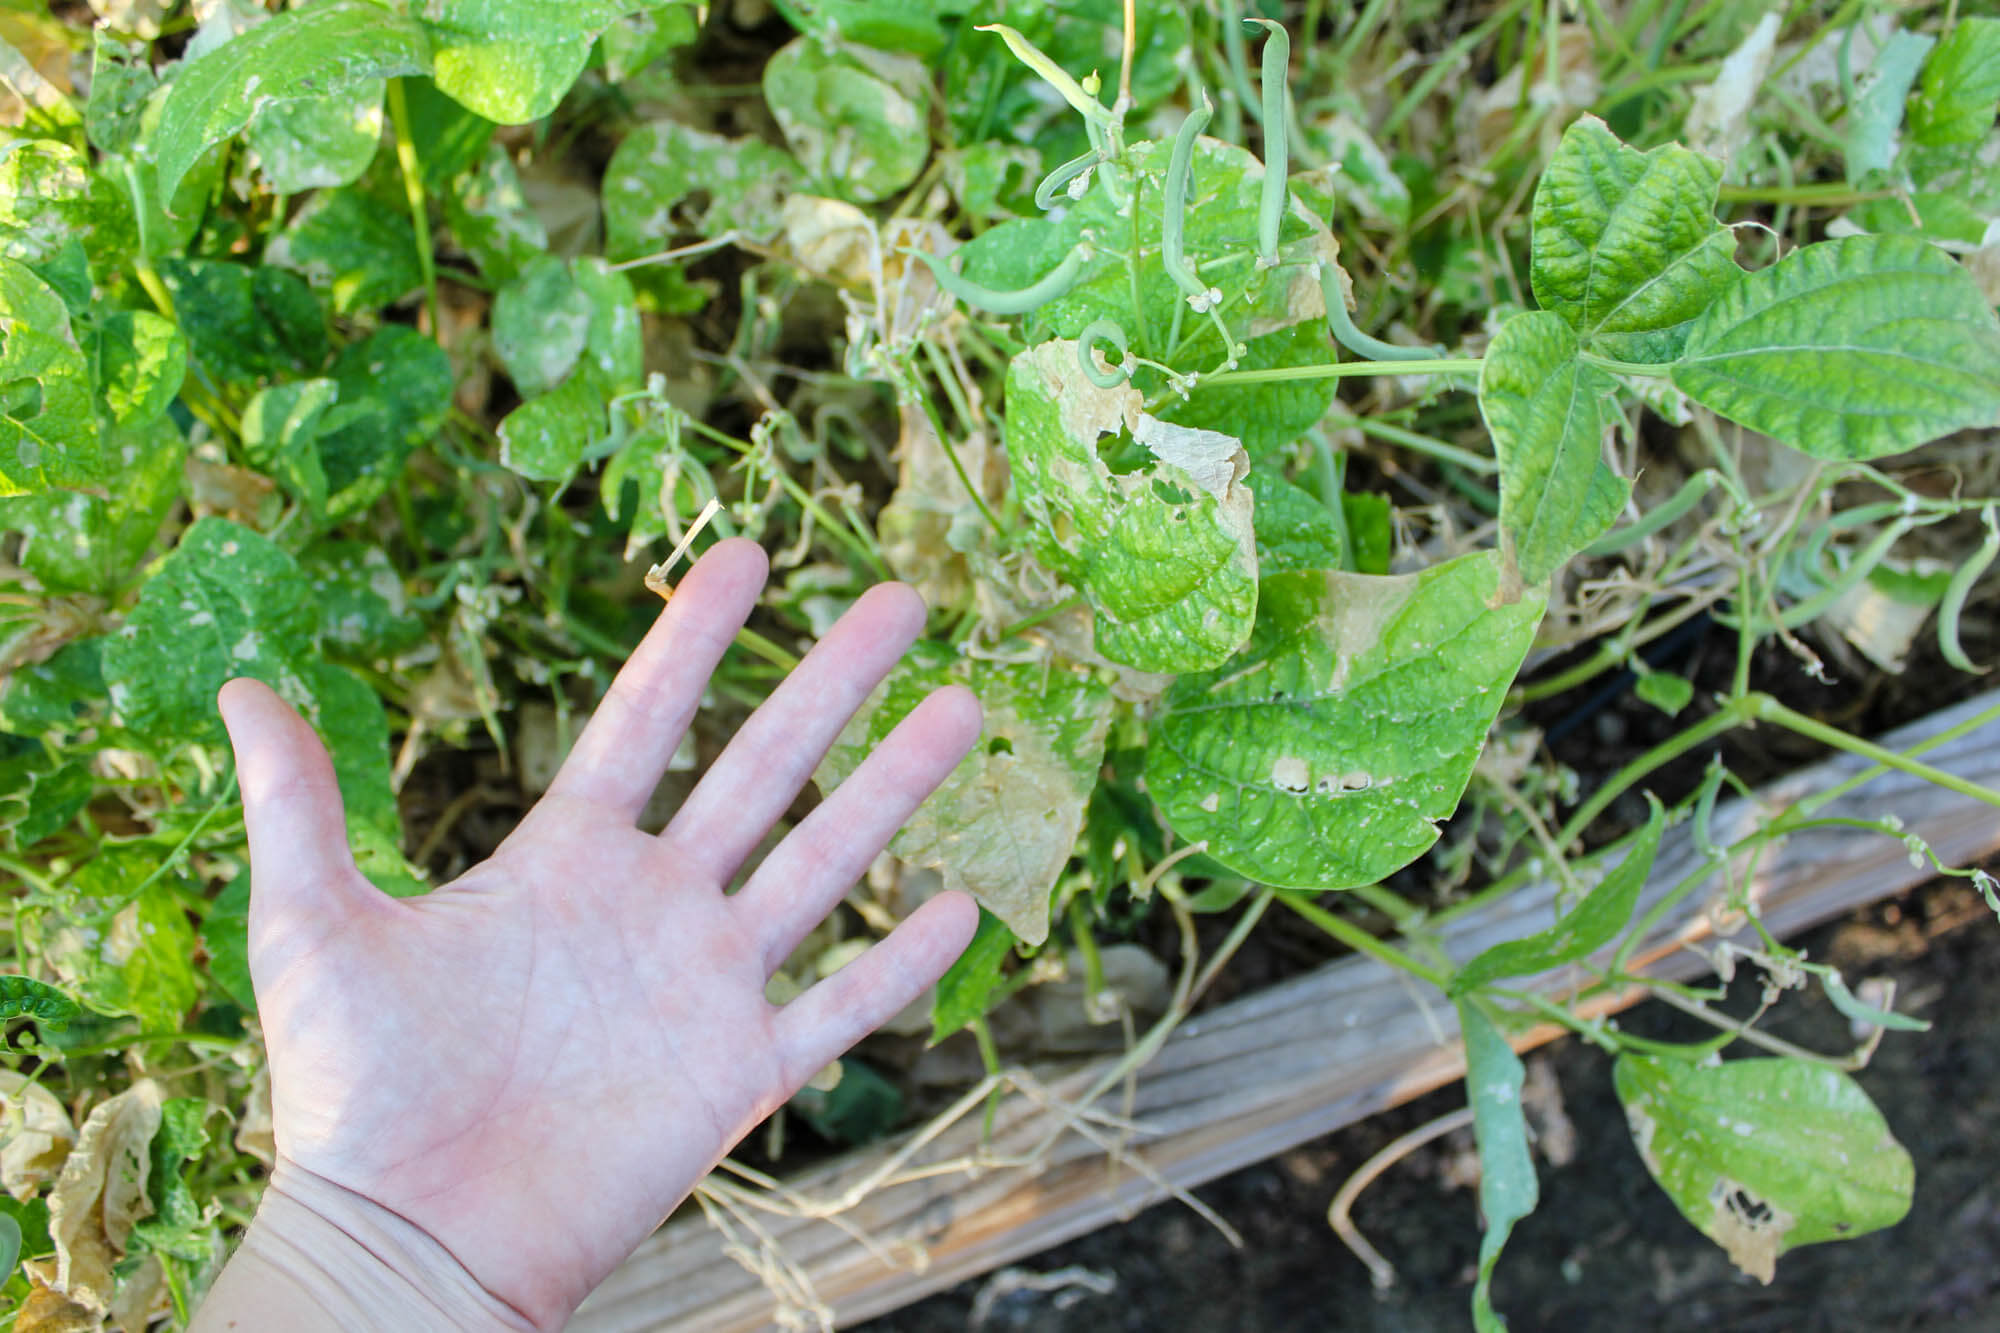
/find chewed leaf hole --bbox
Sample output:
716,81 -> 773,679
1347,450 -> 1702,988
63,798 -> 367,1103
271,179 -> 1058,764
0,377 -> 44,422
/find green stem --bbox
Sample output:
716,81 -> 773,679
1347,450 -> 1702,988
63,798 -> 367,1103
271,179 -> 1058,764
1333,414 -> 1499,475
1751,694 -> 2000,813
387,78 -> 442,340
1717,182 -> 1896,206
732,626 -> 801,673
1791,695 -> 2000,820
998,594 -> 1084,639
1200,356 -> 1483,388
1277,890 -> 1451,989
1555,700 -> 1746,852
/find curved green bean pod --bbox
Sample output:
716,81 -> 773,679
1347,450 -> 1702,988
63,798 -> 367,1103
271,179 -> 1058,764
1076,318 -> 1131,387
1245,19 -> 1290,264
1939,504 -> 1998,673
1036,148 -> 1103,211
1773,515 -> 1917,631
1320,262 -> 1441,361
1583,470 -> 1719,557
906,242 -> 1089,315
1164,91 -> 1217,310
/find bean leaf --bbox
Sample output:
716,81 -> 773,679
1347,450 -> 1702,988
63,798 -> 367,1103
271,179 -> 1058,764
1004,339 -> 1260,673
147,0 -> 430,201
1671,234 -> 2000,461
1614,1054 -> 1914,1282
0,258 -> 101,495
0,974 -> 81,1031
1461,1000 -> 1537,1332
813,642 -> 1113,946
1530,115 -> 1740,363
1146,554 -> 1542,889
1910,17 -> 2000,147
1481,310 -> 1629,589
1449,795 -> 1665,994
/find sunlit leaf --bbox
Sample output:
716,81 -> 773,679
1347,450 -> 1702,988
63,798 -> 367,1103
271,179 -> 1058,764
1530,115 -> 1740,362
1671,235 -> 2000,460
1480,310 -> 1629,589
1146,554 -> 1542,889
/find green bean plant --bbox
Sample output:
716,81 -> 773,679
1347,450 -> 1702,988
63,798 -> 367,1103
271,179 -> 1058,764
1,1 -> 1999,1329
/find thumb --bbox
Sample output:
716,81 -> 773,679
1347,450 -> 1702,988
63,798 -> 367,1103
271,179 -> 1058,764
218,677 -> 362,918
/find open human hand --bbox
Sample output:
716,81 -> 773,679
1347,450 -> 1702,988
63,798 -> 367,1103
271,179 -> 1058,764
211,538 -> 981,1330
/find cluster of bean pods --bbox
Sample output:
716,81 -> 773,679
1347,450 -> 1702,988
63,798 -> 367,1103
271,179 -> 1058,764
907,19 -> 1437,397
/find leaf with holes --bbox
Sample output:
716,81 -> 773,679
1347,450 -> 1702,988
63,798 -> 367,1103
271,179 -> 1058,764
1145,553 -> 1543,889
0,258 -> 101,496
1480,311 -> 1630,590
763,37 -> 932,205
814,641 -> 1113,946
1670,235 -> 2000,460
1530,115 -> 1741,363
1003,339 -> 1259,674
145,0 -> 430,201
1614,1054 -> 1914,1282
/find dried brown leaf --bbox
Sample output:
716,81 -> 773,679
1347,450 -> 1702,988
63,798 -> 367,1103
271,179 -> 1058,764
48,1080 -> 161,1313
1,1071 -> 75,1202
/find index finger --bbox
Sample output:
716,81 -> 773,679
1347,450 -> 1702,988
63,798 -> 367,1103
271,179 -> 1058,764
546,537 -> 769,821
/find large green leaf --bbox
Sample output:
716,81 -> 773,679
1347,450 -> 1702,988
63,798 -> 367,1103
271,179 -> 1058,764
100,517 -> 409,881
1530,116 -> 1740,363
88,309 -> 187,428
813,642 -> 1113,946
1461,1000 -> 1537,1332
102,517 -> 323,744
1670,235 -> 2000,461
245,78 -> 385,193
58,851 -> 202,1035
1614,1055 -> 1914,1282
602,120 -> 800,259
0,258 -> 101,495
1479,311 -> 1629,589
497,372 -> 604,483
1145,554 -> 1543,889
1910,17 -> 2000,147
1003,339 -> 1258,674
1449,796 -> 1664,995
146,0 -> 430,201
418,0 -> 668,123
763,37 -> 932,205
0,417 -> 185,593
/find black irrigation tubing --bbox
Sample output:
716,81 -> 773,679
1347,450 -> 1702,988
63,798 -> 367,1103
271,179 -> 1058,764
1541,611 -> 1716,748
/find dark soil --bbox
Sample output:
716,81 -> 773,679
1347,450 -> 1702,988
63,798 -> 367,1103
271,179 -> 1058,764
861,875 -> 2000,1333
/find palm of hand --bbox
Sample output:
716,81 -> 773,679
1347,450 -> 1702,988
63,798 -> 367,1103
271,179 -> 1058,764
222,541 -> 980,1328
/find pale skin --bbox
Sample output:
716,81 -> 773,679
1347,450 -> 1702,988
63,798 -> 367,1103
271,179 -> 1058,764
190,539 -> 982,1331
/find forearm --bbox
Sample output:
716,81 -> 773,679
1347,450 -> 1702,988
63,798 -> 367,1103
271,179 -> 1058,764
192,1164 -> 543,1333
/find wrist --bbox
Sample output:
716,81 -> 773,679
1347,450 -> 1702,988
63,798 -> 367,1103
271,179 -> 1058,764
196,1162 -> 544,1333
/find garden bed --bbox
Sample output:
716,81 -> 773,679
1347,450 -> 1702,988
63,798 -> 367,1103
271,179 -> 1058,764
570,687 -> 2000,1332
